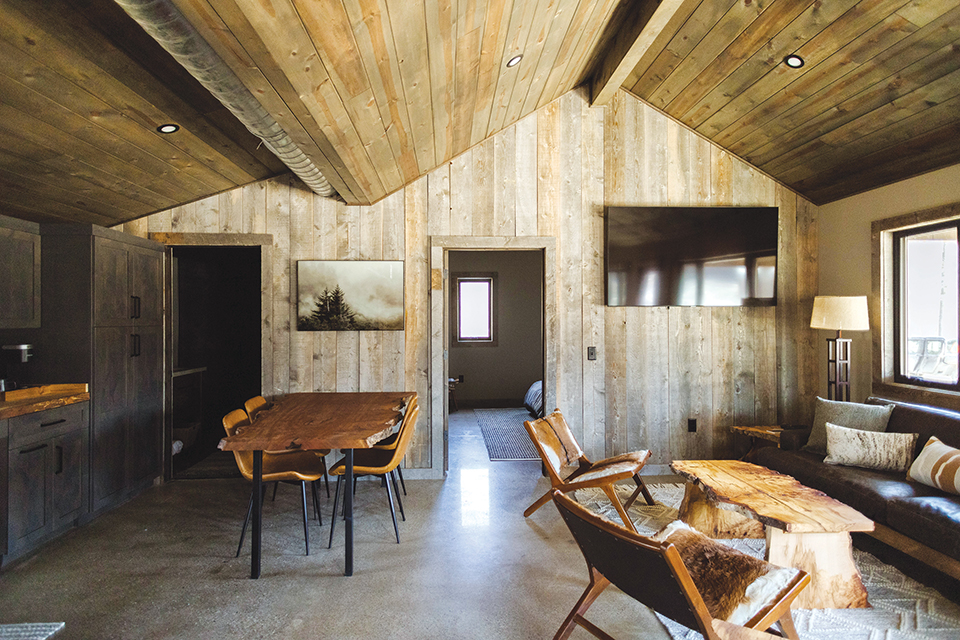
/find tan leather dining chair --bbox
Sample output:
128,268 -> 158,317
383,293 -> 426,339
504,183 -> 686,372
243,395 -> 270,421
370,395 -> 418,495
223,409 -> 327,556
524,409 -> 654,532
327,401 -> 420,547
244,395 -> 332,498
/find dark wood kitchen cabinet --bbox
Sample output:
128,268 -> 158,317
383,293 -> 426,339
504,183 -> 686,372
0,214 -> 41,329
5,402 -> 87,560
39,225 -> 164,514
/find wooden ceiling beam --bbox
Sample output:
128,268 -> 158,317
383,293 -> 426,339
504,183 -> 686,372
590,0 -> 693,107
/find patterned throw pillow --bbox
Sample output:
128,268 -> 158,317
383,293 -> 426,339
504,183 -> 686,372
908,436 -> 960,495
803,397 -> 894,455
823,422 -> 918,472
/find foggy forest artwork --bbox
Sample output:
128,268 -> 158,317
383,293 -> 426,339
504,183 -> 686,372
297,261 -> 404,331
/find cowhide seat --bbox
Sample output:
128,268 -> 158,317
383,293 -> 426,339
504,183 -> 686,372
551,490 -> 809,640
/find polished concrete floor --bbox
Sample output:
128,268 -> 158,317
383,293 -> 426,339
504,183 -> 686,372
0,410 -> 675,639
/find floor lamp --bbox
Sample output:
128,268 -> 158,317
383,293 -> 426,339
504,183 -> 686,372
810,296 -> 869,402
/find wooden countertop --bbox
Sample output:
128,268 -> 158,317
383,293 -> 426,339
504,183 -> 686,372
0,384 -> 90,420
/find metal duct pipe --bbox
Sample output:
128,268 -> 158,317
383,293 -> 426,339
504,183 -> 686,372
114,0 -> 336,198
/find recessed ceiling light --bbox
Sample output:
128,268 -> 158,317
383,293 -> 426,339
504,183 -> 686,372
157,123 -> 180,134
506,54 -> 523,68
784,54 -> 804,69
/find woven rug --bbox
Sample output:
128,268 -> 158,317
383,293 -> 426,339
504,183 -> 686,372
474,408 -> 540,461
575,483 -> 960,640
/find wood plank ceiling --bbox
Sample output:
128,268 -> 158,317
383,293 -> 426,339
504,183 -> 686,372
0,0 -> 286,225
611,0 -> 960,205
0,0 -> 958,225
168,0 -> 625,207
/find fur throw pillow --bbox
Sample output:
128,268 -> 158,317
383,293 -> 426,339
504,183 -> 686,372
653,521 -> 799,624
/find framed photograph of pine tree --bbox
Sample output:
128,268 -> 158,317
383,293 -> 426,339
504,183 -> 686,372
296,260 -> 404,331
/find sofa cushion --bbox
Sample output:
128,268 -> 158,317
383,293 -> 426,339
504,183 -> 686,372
804,397 -> 894,455
908,436 -> 960,495
887,495 -> 960,563
867,397 -> 960,456
824,423 -> 917,473
749,448 -> 940,524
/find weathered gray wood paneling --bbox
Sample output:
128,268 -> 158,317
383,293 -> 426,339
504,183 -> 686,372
124,87 -> 817,473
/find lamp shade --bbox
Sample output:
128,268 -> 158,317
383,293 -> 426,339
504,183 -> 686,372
810,296 -> 869,331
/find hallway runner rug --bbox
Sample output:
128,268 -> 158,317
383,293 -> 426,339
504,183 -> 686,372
474,408 -> 540,461
576,483 -> 960,640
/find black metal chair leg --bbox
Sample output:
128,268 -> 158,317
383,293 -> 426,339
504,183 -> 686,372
237,484 -> 266,557
311,480 -> 322,526
301,481 -> 310,556
328,475 -> 342,549
390,470 -> 405,521
236,491 -> 254,557
396,465 -> 406,495
272,481 -> 279,501
322,460 -> 331,497
383,472 -> 400,543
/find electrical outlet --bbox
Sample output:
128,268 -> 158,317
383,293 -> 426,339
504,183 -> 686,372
458,374 -> 464,383
687,418 -> 697,433
587,346 -> 596,361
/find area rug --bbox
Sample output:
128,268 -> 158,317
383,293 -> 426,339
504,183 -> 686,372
473,407 -> 540,460
574,483 -> 960,640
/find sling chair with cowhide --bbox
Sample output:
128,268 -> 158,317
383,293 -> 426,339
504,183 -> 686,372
551,490 -> 810,640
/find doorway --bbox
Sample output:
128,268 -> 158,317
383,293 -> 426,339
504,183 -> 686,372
170,246 -> 261,478
446,249 -> 545,474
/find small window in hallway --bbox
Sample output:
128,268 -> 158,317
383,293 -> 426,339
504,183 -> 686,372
454,273 -> 497,346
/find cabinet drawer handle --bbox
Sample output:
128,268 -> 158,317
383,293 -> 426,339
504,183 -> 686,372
131,295 -> 137,319
41,418 -> 67,428
20,443 -> 48,455
56,445 -> 64,474
135,296 -> 142,319
131,334 -> 141,357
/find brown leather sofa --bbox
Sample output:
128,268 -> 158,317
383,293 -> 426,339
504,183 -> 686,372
747,397 -> 960,579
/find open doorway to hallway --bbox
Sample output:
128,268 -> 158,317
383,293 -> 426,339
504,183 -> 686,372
447,250 -> 544,470
170,246 -> 261,479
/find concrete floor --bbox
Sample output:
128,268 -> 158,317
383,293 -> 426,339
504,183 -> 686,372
0,410 -> 675,639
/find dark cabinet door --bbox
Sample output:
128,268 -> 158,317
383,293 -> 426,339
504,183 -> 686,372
0,228 -> 41,328
53,430 -> 85,528
92,326 -> 131,511
93,237 -> 132,327
127,325 -> 163,487
8,442 -> 51,550
130,248 -> 163,325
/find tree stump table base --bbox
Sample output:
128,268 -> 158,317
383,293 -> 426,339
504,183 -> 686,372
671,459 -> 873,610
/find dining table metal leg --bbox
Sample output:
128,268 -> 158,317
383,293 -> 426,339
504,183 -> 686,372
251,450 -> 263,579
344,448 -> 354,576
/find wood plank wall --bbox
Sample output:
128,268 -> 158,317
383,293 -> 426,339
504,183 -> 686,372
120,87 -> 818,473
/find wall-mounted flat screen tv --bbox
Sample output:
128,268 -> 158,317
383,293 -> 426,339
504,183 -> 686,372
606,206 -> 779,307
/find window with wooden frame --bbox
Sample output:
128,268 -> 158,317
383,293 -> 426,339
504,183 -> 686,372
453,273 -> 497,346
893,220 -> 960,390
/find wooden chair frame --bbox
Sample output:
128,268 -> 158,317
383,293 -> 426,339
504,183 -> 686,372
524,409 -> 653,532
551,491 -> 809,640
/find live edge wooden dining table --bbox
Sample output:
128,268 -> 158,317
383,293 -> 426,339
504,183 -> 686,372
219,391 -> 416,579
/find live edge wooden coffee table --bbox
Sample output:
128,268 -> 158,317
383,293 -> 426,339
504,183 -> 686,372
670,459 -> 874,610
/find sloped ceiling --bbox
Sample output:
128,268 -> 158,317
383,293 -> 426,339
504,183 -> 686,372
601,0 -> 960,205
0,0 -> 286,225
0,0 -> 958,225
